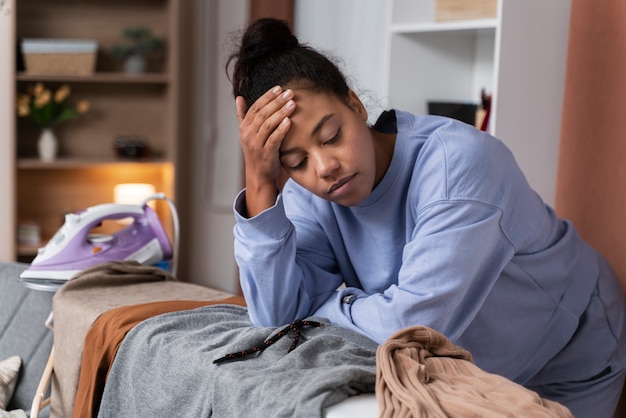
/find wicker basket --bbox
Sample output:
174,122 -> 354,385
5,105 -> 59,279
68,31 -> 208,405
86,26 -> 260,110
435,0 -> 497,21
21,39 -> 98,76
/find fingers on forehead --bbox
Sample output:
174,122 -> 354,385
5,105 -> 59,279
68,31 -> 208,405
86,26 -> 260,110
249,86 -> 283,111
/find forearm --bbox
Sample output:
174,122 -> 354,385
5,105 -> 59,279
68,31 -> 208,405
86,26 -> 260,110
243,175 -> 279,218
233,190 -> 316,325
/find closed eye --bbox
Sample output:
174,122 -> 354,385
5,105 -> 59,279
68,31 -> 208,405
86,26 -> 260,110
289,156 -> 308,171
324,128 -> 341,146
282,127 -> 341,171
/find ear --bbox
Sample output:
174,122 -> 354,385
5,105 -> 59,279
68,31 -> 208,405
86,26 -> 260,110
235,96 -> 248,123
347,90 -> 368,122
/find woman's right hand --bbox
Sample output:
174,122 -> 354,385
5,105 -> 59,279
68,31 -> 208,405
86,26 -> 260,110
236,86 -> 296,217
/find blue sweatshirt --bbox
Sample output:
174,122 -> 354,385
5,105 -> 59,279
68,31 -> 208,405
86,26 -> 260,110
233,109 -> 607,383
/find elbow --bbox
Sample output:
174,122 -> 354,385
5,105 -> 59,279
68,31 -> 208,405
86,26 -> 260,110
246,301 -> 299,328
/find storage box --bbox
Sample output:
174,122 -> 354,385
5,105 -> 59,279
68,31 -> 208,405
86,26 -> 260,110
435,0 -> 497,21
21,39 -> 98,76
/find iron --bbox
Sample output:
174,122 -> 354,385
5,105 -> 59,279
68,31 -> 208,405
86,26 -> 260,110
19,196 -> 176,289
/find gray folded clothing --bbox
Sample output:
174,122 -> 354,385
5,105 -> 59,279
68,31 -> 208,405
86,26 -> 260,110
97,305 -> 378,418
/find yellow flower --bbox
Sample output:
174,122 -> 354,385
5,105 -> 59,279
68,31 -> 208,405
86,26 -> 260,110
15,93 -> 30,116
34,89 -> 51,108
54,85 -> 71,103
17,102 -> 30,117
33,82 -> 44,96
76,100 -> 90,114
17,93 -> 30,107
18,82 -> 88,128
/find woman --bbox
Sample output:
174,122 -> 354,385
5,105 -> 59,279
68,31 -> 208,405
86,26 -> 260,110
228,18 -> 626,417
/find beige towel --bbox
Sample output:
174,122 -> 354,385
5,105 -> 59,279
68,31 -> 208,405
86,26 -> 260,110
50,261 -> 232,418
376,326 -> 573,418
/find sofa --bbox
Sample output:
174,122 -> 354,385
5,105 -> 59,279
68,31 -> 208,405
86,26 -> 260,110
0,262 -> 53,417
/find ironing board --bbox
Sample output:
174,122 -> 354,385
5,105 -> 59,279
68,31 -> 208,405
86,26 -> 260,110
325,394 -> 378,417
32,262 -> 232,418
31,347 -> 54,418
30,351 -> 379,418
29,261 -> 381,418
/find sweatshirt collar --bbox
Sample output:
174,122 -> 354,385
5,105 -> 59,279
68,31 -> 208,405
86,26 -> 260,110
356,109 -> 411,209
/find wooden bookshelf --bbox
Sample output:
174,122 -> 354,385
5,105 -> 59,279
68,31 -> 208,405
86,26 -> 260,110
13,0 -> 181,260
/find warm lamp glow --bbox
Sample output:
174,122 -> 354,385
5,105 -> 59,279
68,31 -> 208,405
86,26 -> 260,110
114,183 -> 156,207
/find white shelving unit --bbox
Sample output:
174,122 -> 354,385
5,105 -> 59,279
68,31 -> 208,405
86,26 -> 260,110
383,0 -> 499,131
381,0 -> 571,204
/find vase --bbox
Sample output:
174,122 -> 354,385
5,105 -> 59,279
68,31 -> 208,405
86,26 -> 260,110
37,128 -> 58,162
124,54 -> 146,74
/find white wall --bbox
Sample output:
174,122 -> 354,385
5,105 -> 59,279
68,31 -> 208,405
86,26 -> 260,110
493,0 -> 570,206
295,0 -> 389,123
0,0 -> 15,261
183,0 -> 246,293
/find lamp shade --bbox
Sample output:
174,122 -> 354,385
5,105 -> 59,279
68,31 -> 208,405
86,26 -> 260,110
114,183 -> 156,207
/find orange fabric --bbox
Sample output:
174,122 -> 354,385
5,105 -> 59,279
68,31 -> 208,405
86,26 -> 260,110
555,0 -> 626,290
71,296 -> 246,418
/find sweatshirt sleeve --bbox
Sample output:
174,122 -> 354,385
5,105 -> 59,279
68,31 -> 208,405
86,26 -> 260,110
233,189 -> 343,326
313,198 -> 516,344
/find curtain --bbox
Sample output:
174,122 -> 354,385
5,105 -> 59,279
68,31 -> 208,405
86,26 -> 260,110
555,1 -> 626,292
555,2 -> 626,415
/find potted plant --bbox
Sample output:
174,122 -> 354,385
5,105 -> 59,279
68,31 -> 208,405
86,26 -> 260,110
16,82 -> 90,161
111,26 -> 163,74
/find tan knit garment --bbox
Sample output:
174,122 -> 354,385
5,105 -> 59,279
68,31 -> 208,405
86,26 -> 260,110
376,326 -> 573,418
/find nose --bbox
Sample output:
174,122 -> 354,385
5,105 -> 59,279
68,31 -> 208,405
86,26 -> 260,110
313,151 -> 339,178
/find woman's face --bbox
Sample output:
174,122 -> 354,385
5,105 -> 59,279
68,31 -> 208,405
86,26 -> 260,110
279,89 -> 378,207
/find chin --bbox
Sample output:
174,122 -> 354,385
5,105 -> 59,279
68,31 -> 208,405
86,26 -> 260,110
334,192 -> 369,207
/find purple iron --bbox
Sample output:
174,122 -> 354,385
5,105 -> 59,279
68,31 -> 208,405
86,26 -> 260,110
19,194 -> 177,288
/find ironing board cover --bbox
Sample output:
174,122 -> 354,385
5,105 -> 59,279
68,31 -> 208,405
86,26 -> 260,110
50,261 -> 232,418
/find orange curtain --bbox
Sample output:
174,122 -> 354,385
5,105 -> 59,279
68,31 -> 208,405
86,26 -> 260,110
555,0 -> 626,291
556,3 -> 626,414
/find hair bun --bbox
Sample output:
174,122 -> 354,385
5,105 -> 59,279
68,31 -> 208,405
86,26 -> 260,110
240,18 -> 298,64
227,17 -> 349,106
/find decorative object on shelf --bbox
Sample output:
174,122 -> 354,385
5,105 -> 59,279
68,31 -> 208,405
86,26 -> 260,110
479,88 -> 492,132
111,26 -> 163,74
17,82 -> 90,161
17,221 -> 41,247
37,128 -> 58,162
427,101 -> 478,126
435,0 -> 497,21
0,0 -> 10,16
21,38 -> 98,76
113,135 -> 151,159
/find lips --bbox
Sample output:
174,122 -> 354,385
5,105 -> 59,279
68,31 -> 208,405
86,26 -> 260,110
328,174 -> 356,196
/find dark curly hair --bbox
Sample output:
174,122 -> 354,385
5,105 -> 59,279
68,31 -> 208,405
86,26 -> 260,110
226,18 -> 350,112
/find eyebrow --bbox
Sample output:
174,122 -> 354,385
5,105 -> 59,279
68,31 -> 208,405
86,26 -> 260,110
279,113 -> 335,157
311,113 -> 335,137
